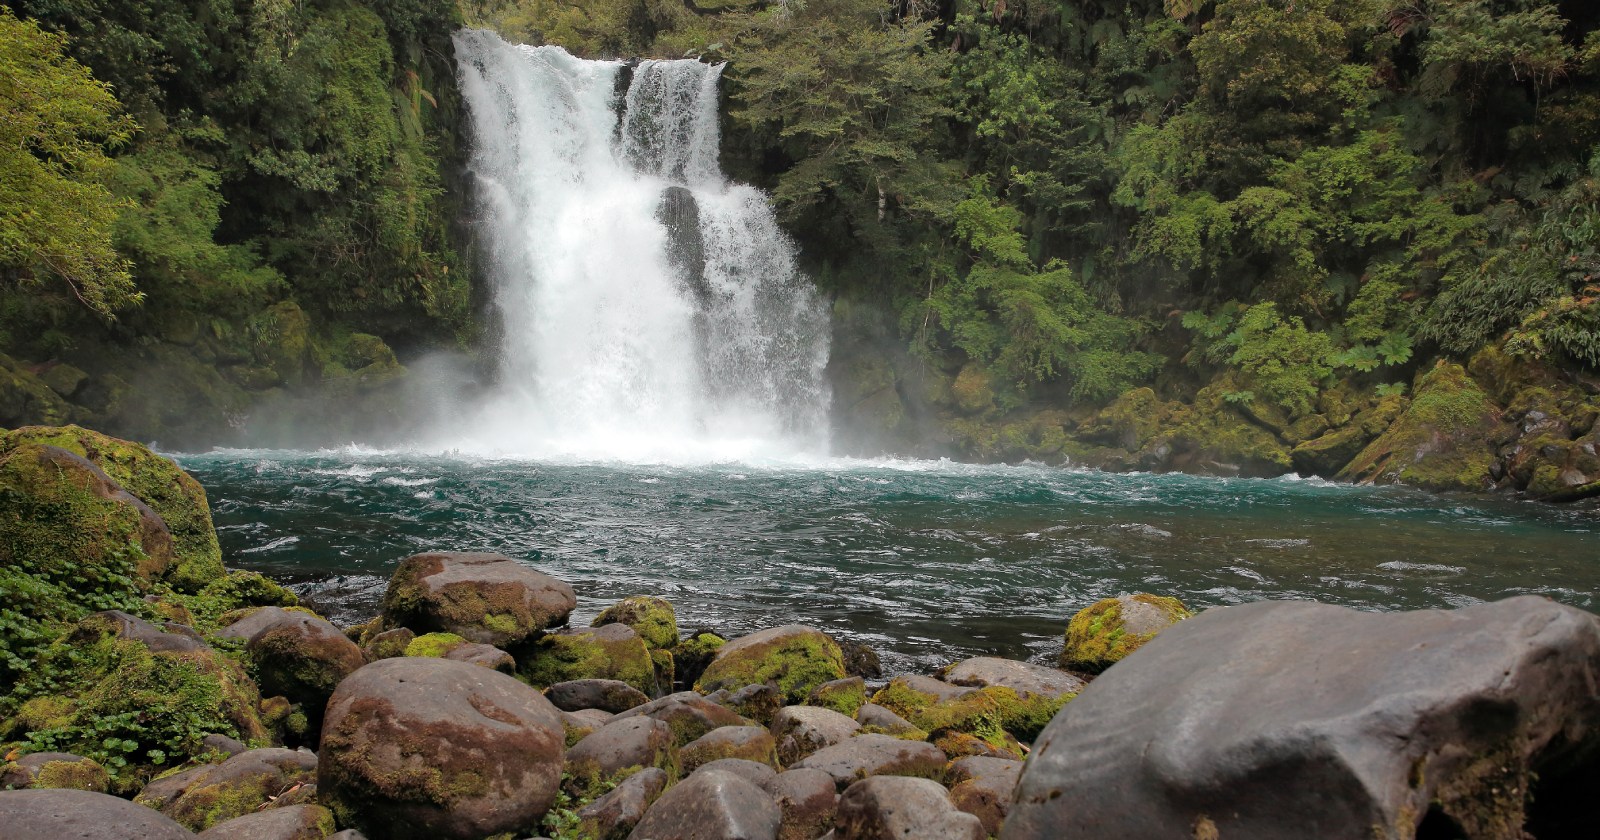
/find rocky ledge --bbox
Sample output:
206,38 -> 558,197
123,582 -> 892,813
3,425 -> 1599,839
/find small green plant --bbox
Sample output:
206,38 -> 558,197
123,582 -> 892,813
1375,382 -> 1408,397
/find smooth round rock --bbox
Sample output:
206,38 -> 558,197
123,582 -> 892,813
772,705 -> 860,765
574,766 -> 667,839
565,716 -> 675,780
629,768 -> 781,840
318,657 -> 565,840
545,678 -> 651,713
219,607 -> 365,709
793,734 -> 947,790
380,551 -> 576,646
681,725 -> 779,772
761,768 -> 839,840
696,625 -> 846,703
611,690 -> 747,746
835,775 -> 984,840
0,788 -> 195,839
940,657 -> 1085,698
196,804 -> 333,839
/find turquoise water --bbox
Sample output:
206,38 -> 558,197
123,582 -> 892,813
178,450 -> 1600,675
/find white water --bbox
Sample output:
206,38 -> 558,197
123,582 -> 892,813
446,31 -> 830,461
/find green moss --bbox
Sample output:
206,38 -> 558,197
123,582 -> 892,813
29,757 -> 111,792
1166,381 -> 1293,476
521,627 -> 656,694
1060,594 -> 1192,673
1,425 -> 223,591
1339,363 -> 1498,492
651,648 -> 675,693
0,620 -> 265,794
979,686 -> 1070,741
808,677 -> 867,718
594,596 -> 679,650
404,632 -> 467,658
695,628 -> 846,704
181,571 -> 299,631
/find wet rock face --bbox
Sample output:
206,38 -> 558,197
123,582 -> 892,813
1005,597 -> 1600,840
380,551 -> 575,647
317,657 -> 566,840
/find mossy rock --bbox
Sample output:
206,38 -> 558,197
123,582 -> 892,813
808,676 -> 868,718
2,425 -> 223,591
1339,363 -> 1499,492
951,363 -> 997,416
0,354 -> 72,428
248,301 -> 313,388
1291,395 -> 1406,478
380,551 -> 577,648
695,625 -> 847,704
0,613 -> 266,794
521,623 -> 657,694
671,632 -> 725,689
0,752 -> 110,792
594,596 -> 679,650
404,631 -> 469,658
869,679 -> 1019,752
1060,593 -> 1193,674
1161,381 -> 1293,477
0,438 -> 177,683
1080,387 -> 1176,451
184,571 -> 299,630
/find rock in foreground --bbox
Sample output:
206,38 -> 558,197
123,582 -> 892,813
0,788 -> 195,839
1006,597 -> 1600,839
318,657 -> 565,840
380,551 -> 575,647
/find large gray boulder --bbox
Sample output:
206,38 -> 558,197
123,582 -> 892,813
318,657 -> 566,840
380,551 -> 575,647
1004,597 -> 1600,840
0,788 -> 195,839
834,776 -> 985,840
219,607 -> 365,716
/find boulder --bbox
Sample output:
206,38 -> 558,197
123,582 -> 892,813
1004,597 -> 1600,840
443,641 -> 514,672
521,623 -> 656,694
671,631 -> 726,689
575,766 -> 667,839
793,734 -> 947,790
610,690 -> 747,746
593,595 -> 678,649
681,726 -> 780,772
834,776 -> 984,840
691,758 -> 779,787
1339,363 -> 1498,491
360,627 -> 413,661
317,657 -> 565,840
946,758 -> 1022,836
565,716 -> 677,781
545,678 -> 651,713
148,747 -> 317,831
0,752 -> 110,792
0,788 -> 195,839
807,676 -> 867,717
1,425 -> 223,590
761,768 -> 838,840
560,708 -> 615,745
696,625 -> 847,703
869,676 -> 1018,749
940,657 -> 1084,698
201,734 -> 247,757
219,607 -> 365,711
722,683 -> 784,725
771,705 -> 861,765
1058,593 -> 1191,673
196,804 -> 334,839
628,768 -> 781,840
380,551 -> 575,647
855,703 -> 922,738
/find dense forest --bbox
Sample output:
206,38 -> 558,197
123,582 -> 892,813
3,0 -> 1599,496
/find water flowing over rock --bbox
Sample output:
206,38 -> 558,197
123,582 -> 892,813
451,31 -> 829,459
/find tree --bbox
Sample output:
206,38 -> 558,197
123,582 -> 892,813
0,9 -> 139,318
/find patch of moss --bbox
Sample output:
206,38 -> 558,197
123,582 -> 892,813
808,677 -> 867,718
979,686 -> 1071,742
1340,363 -> 1498,492
521,626 -> 656,694
1,425 -> 223,591
1060,594 -> 1192,673
695,628 -> 846,704
26,757 -> 111,792
651,648 -> 675,693
181,571 -> 299,631
0,618 -> 265,794
405,632 -> 468,658
594,596 -> 679,650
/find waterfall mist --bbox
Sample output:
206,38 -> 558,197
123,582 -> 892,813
440,30 -> 831,461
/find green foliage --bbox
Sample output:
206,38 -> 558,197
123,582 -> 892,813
0,9 -> 138,318
1214,303 -> 1336,417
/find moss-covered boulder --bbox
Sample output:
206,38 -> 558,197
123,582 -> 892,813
565,716 -> 679,785
521,623 -> 656,695
868,676 -> 1022,752
1159,381 -> 1293,477
696,625 -> 847,704
679,726 -> 778,773
218,607 -> 366,714
318,657 -> 567,840
0,752 -> 110,792
1339,362 -> 1499,492
671,631 -> 725,689
594,596 -> 678,650
0,611 -> 266,794
772,705 -> 861,765
791,734 -> 948,791
144,747 -> 318,831
1060,593 -> 1192,674
1079,387 -> 1177,452
193,803 -> 336,839
380,551 -> 576,647
187,571 -> 299,630
807,676 -> 868,718
1290,394 -> 1407,477
2,425 -> 223,590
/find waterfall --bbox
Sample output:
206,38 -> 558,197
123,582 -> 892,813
448,30 -> 830,460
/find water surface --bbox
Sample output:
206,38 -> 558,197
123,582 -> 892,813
181,450 -> 1599,675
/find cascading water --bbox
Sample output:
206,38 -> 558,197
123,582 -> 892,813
448,30 -> 830,461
